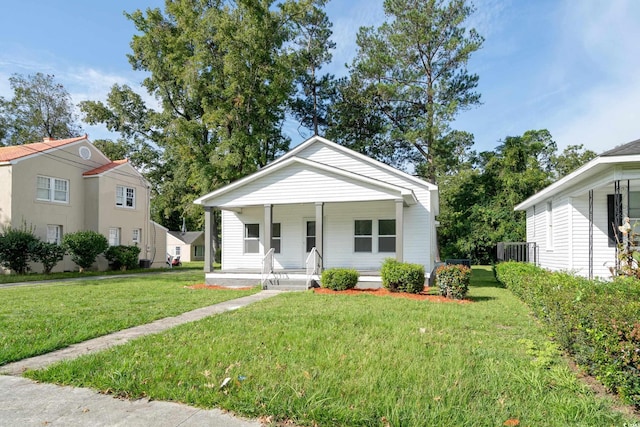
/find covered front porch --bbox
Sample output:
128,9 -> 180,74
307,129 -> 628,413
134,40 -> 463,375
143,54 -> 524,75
200,198 -> 412,289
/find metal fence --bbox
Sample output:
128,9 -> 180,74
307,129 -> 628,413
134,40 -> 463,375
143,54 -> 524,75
496,242 -> 538,265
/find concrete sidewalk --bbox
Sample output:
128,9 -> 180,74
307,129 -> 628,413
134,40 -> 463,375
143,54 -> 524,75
0,290 -> 282,426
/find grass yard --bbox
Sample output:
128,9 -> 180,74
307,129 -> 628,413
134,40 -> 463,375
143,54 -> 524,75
0,271 -> 258,365
25,267 -> 638,426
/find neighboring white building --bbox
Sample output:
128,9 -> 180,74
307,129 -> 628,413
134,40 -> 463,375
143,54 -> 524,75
166,231 -> 205,262
515,138 -> 640,279
194,136 -> 439,287
0,135 -> 167,272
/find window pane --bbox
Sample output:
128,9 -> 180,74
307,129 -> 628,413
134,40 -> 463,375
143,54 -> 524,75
126,187 -> 135,207
379,236 -> 396,252
630,192 -> 640,218
116,186 -> 124,206
306,221 -> 315,237
271,238 -> 281,253
306,236 -> 316,252
37,177 -> 50,200
379,219 -> 395,236
355,220 -> 372,236
245,224 -> 259,238
272,223 -> 281,237
54,179 -> 68,202
355,237 -> 372,252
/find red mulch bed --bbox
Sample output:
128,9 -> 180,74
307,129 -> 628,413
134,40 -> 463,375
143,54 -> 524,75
313,286 -> 471,303
184,284 -> 254,290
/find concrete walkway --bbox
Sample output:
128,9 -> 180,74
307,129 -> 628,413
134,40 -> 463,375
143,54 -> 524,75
0,290 -> 283,426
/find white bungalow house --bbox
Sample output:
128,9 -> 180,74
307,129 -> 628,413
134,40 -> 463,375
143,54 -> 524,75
515,138 -> 640,279
194,136 -> 439,288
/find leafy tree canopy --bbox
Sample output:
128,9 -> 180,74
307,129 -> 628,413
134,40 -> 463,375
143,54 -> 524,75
0,73 -> 82,146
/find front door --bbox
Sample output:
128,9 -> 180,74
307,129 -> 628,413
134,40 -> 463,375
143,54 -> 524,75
304,219 -> 316,266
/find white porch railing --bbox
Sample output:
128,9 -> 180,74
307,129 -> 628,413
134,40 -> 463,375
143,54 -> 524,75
261,248 -> 275,289
305,247 -> 322,288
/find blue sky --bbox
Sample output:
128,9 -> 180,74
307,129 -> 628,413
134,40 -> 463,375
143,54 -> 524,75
1,0 -> 639,155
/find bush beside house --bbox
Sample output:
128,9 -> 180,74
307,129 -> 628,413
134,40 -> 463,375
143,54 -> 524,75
495,261 -> 640,409
105,245 -> 141,271
380,258 -> 425,294
321,268 -> 359,290
435,264 -> 471,299
63,231 -> 109,272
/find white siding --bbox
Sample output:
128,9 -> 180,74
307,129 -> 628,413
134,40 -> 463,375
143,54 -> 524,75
221,200 -> 432,271
212,163 -> 403,207
531,190 -> 615,279
300,144 -> 430,192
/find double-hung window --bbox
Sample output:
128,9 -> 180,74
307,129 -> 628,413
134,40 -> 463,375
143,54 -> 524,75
36,176 -> 69,203
132,228 -> 141,245
354,220 -> 373,252
46,225 -> 62,245
116,186 -> 135,208
378,219 -> 396,252
244,223 -> 260,253
108,228 -> 121,246
271,223 -> 281,253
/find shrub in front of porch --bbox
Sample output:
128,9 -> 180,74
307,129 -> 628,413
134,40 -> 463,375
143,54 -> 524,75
435,264 -> 471,299
320,268 -> 359,291
380,258 -> 425,293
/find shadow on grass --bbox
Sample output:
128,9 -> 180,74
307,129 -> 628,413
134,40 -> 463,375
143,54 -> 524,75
470,266 -> 505,289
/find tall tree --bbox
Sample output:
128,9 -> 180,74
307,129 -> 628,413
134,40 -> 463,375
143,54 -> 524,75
348,0 -> 483,182
552,144 -> 597,178
80,0 -> 327,230
0,73 -> 82,145
288,0 -> 336,136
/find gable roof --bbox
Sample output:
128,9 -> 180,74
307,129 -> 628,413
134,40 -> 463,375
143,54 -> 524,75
83,159 -> 129,176
268,135 -> 437,191
600,138 -> 640,157
515,137 -> 640,211
0,135 -> 89,163
168,231 -> 203,244
194,156 -> 418,207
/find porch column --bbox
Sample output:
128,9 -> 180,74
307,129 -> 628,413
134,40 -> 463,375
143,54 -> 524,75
204,207 -> 213,273
395,199 -> 404,262
315,202 -> 324,268
264,204 -> 272,254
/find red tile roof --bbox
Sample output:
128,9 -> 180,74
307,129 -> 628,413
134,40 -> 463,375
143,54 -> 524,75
83,159 -> 128,176
0,135 -> 89,162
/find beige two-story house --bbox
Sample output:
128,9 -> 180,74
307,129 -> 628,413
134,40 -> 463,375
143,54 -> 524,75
0,135 -> 167,272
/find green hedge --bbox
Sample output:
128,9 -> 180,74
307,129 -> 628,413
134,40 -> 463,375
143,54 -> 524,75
435,264 -> 471,299
380,258 -> 425,293
105,245 -> 141,271
495,261 -> 640,409
321,268 -> 359,291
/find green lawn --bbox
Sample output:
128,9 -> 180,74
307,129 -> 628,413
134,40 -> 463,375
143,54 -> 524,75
25,267 -> 638,426
0,271 -> 258,365
0,261 -> 210,285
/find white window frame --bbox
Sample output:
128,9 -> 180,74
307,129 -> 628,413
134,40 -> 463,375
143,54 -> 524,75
132,228 -> 141,245
378,219 -> 396,253
271,223 -> 281,254
46,225 -> 62,245
108,227 -> 121,246
36,176 -> 69,203
116,186 -> 136,209
354,219 -> 373,253
546,201 -> 553,250
175,246 -> 181,257
244,223 -> 260,254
